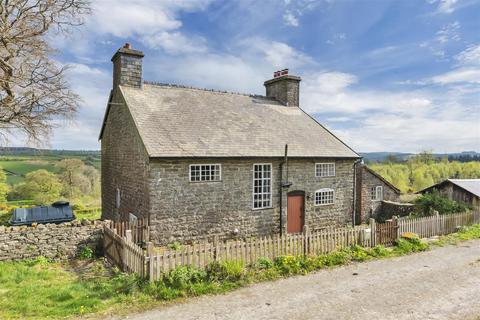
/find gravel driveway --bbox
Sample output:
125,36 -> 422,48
120,240 -> 480,320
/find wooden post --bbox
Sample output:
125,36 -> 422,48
392,216 -> 399,241
125,230 -> 132,243
369,218 -> 376,247
303,225 -> 309,257
147,242 -> 154,282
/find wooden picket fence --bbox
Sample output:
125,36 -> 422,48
145,225 -> 372,281
103,209 -> 480,282
398,210 -> 480,238
103,226 -> 145,276
108,218 -> 150,246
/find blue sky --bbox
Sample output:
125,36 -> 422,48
18,0 -> 479,152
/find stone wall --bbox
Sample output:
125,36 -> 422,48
378,201 -> 415,222
356,165 -> 400,224
148,158 -> 355,244
101,89 -> 150,222
0,220 -> 107,262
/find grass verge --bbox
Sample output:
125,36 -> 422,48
1,225 -> 479,319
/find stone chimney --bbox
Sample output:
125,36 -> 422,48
111,43 -> 144,89
264,69 -> 301,107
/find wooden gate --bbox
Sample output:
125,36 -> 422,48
376,219 -> 398,246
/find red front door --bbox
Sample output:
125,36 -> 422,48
287,194 -> 304,233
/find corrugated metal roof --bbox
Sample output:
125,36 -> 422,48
119,83 -> 360,158
448,179 -> 480,198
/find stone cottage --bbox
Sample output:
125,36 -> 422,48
100,44 -> 361,244
355,164 -> 401,224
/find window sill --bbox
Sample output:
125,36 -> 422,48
252,206 -> 273,211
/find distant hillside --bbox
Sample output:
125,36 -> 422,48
361,151 -> 480,163
0,147 -> 100,157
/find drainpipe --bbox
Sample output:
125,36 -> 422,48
279,144 -> 291,236
352,158 -> 363,226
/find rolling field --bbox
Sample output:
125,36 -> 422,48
0,152 -> 100,185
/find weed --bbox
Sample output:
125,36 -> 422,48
78,246 -> 94,260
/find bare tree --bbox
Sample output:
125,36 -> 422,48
0,0 -> 90,142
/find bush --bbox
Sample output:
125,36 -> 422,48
162,266 -> 207,290
317,251 -> 350,267
414,190 -> 470,216
254,257 -> 274,270
274,255 -> 304,275
206,260 -> 245,282
78,246 -> 94,260
394,238 -> 428,255
368,245 -> 391,258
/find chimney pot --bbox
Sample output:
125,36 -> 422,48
124,43 -> 131,49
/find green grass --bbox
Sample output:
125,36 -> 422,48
0,236 -> 431,319
2,226 -> 480,320
74,208 -> 102,221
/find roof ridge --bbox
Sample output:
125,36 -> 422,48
143,81 -> 270,99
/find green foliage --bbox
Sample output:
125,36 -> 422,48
274,255 -> 305,275
161,266 -> 207,290
254,257 -> 274,270
206,260 -> 245,282
369,157 -> 480,193
435,224 -> 480,246
78,246 -> 94,260
9,169 -> 62,205
167,242 -> 182,250
393,238 -> 429,254
414,190 -> 470,216
0,168 -> 9,202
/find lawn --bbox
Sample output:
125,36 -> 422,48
1,225 -> 479,319
0,159 -> 57,185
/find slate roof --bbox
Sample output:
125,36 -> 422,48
418,179 -> 480,198
114,83 -> 360,158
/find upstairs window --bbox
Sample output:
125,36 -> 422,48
253,164 -> 272,209
315,163 -> 335,177
189,164 -> 221,182
371,186 -> 383,201
315,188 -> 335,205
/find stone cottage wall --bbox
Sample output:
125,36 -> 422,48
356,165 -> 400,224
0,221 -> 107,262
148,158 -> 355,244
101,89 -> 150,222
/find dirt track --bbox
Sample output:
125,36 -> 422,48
120,240 -> 480,320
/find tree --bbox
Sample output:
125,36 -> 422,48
55,158 -> 99,198
10,169 -> 62,204
0,167 -> 9,201
0,0 -> 90,142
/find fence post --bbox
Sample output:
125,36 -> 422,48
369,218 -> 376,247
125,230 -> 132,243
147,242 -> 154,282
303,225 -> 310,257
392,216 -> 399,240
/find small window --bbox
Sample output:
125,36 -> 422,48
189,164 -> 221,182
115,188 -> 121,209
315,188 -> 335,205
315,163 -> 335,177
371,186 -> 383,201
253,164 -> 272,209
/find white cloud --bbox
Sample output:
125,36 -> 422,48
435,21 -> 460,44
143,32 -> 207,54
431,68 -> 480,84
283,11 -> 299,27
436,0 -> 458,13
455,44 -> 480,66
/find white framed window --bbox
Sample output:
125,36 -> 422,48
371,186 -> 383,201
314,188 -> 335,206
189,164 -> 221,182
253,163 -> 272,209
315,163 -> 335,177
115,188 -> 121,209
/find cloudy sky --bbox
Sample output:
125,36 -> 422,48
23,0 -> 480,152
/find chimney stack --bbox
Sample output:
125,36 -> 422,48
111,43 -> 144,89
264,69 -> 301,107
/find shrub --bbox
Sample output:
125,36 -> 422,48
167,242 -> 182,251
394,238 -> 428,255
206,260 -> 245,282
254,257 -> 274,270
274,255 -> 304,275
368,245 -> 391,258
414,190 -> 470,216
78,246 -> 94,260
162,266 -> 207,290
317,251 -> 350,267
